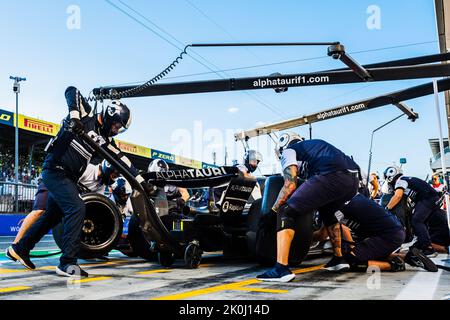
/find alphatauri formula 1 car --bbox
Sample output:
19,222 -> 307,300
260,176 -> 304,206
51,133 -> 313,268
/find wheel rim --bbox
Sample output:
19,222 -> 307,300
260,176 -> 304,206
80,199 -> 120,250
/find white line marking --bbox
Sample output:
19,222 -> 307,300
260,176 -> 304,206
395,269 -> 443,300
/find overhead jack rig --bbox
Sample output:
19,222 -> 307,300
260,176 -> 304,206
93,42 -> 450,98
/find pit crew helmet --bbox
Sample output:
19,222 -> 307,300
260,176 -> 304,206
112,177 -> 132,206
383,165 -> 403,184
100,101 -> 132,137
100,160 -> 119,186
148,159 -> 169,173
275,132 -> 305,159
244,150 -> 263,173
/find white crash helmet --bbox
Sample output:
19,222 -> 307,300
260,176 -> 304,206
148,159 -> 169,173
383,165 -> 403,184
275,132 -> 305,159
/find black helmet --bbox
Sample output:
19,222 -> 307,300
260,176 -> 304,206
100,101 -> 132,137
100,160 -> 119,186
112,177 -> 131,206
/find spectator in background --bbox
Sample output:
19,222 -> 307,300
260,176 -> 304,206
431,174 -> 445,193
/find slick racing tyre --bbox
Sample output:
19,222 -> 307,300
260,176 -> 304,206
127,214 -> 158,261
52,193 -> 123,259
255,211 -> 314,267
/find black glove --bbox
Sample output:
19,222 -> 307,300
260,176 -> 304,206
68,118 -> 85,135
141,181 -> 158,197
176,197 -> 186,209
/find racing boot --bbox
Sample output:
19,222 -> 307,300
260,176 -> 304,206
404,247 -> 438,272
256,262 -> 295,282
6,245 -> 35,269
388,256 -> 406,272
56,264 -> 89,278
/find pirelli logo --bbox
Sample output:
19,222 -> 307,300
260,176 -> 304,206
117,142 -> 137,153
23,118 -> 54,134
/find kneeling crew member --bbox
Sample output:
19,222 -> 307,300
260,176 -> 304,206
337,194 -> 437,272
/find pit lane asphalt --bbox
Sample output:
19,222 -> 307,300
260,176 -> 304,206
0,244 -> 449,300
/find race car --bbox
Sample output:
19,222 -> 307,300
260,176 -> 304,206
51,135 -> 314,268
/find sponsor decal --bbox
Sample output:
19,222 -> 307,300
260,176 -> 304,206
155,167 -> 228,180
0,110 -> 13,126
0,214 -> 52,236
152,149 -> 175,163
116,140 -> 151,158
19,115 -> 60,136
202,163 -> 218,169
221,201 -> 244,213
253,75 -> 330,88
175,155 -> 202,169
316,103 -> 366,120
87,130 -> 106,146
230,185 -> 254,193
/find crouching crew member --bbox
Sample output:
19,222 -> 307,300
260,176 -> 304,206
384,166 -> 441,257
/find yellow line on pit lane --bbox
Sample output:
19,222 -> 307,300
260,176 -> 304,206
151,264 -> 324,300
293,264 -> 325,274
0,259 -> 133,274
79,260 -> 131,268
0,268 -> 30,274
68,276 -> 112,284
234,287 -> 289,294
0,286 -> 31,293
137,269 -> 172,275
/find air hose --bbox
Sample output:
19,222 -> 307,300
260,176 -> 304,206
90,45 -> 191,101
29,251 -> 62,258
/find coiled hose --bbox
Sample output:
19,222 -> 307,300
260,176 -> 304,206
90,45 -> 191,101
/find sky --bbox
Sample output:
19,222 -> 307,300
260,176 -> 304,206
0,0 -> 447,178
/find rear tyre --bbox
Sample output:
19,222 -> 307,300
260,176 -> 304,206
158,251 -> 175,268
184,243 -> 202,269
52,193 -> 123,259
127,214 -> 157,261
255,211 -> 314,267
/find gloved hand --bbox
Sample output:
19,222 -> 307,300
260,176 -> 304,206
69,118 -> 85,135
141,181 -> 158,197
176,197 -> 186,209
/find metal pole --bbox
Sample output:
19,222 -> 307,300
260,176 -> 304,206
10,76 -> 26,212
367,113 -> 405,186
367,131 -> 375,187
15,91 -> 19,213
432,79 -> 450,243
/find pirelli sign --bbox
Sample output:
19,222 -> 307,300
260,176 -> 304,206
19,115 -> 59,136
